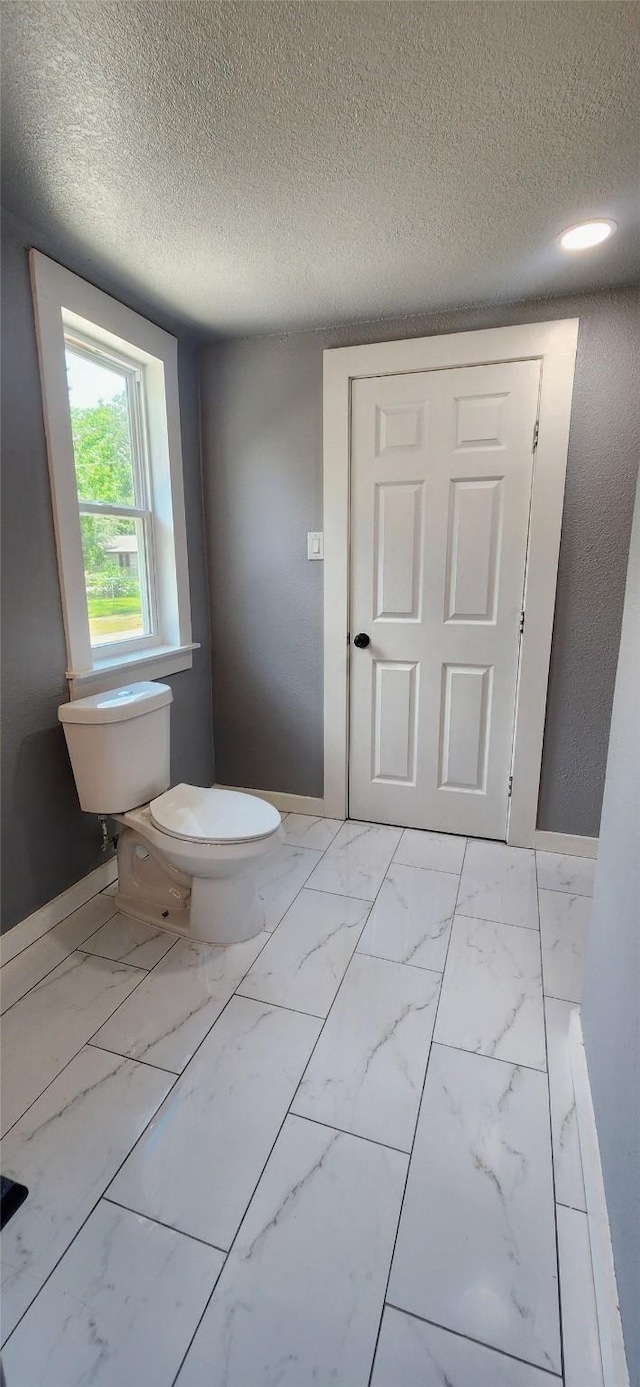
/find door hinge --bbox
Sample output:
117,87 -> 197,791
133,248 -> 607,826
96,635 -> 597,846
533,419 -> 540,451
519,610 -> 525,634
508,775 -> 513,798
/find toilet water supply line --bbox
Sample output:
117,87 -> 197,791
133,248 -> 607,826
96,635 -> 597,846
98,816 -> 119,854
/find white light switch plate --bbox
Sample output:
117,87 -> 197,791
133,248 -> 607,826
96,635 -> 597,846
307,531 -> 324,560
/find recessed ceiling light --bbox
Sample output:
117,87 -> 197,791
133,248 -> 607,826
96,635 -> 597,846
559,220 -> 617,252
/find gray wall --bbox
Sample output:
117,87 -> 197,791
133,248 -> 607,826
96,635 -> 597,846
582,471 -> 640,1387
201,287 -> 640,834
0,210 -> 214,933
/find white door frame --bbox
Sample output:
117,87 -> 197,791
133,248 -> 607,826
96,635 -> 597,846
322,319 -> 579,846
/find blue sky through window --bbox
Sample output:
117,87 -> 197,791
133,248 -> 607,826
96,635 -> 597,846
65,349 -> 126,409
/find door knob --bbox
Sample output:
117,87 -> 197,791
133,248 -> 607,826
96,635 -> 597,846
353,632 -> 370,648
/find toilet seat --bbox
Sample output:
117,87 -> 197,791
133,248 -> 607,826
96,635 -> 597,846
149,783 -> 281,846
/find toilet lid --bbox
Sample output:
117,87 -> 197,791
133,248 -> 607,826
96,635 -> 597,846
149,784 -> 281,845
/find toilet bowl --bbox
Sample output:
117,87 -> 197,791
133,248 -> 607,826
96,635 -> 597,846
58,682 -> 283,946
115,785 -> 282,944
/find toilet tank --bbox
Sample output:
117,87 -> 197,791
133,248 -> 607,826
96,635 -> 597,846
58,682 -> 173,815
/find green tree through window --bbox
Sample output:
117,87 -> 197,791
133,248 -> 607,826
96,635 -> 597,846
69,389 -> 146,640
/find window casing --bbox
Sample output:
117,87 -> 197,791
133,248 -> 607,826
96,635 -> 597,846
30,251 -> 197,696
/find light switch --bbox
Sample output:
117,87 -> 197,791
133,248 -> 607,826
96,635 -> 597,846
307,531 -> 324,560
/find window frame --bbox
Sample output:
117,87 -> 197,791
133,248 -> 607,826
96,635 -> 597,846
30,250 -> 198,696
65,330 -> 160,658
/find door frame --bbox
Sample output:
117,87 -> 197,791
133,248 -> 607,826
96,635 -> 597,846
322,319 -> 579,846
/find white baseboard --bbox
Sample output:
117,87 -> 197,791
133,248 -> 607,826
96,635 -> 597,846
534,830 -> 599,858
214,785 -> 326,817
0,856 -> 118,967
569,1013 -> 630,1387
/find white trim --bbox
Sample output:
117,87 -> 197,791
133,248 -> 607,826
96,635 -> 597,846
68,642 -> 199,696
323,319 -> 579,840
0,858 -> 118,968
214,785 -> 326,817
569,1012 -> 630,1387
29,250 -> 194,697
534,830 -> 599,859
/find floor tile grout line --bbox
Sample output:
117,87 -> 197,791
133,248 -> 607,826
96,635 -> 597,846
454,909 -> 540,932
355,946 -> 445,977
286,1109 -> 412,1157
95,991 -> 264,1216
85,917 -> 307,1253
6,834 -> 581,1380
251,852 -> 386,1140
0,903 -> 122,1017
258,846 -> 332,933
282,824 -> 343,852
78,925 -> 179,971
0,879 -> 118,970
431,1039 -> 548,1076
86,1041 -> 179,1076
170,826 -> 401,1386
238,876 -> 446,1015
539,889 -> 593,901
75,948 -> 155,972
0,826 -> 315,998
302,818 -> 403,901
89,826 -> 341,1088
264,818 -> 412,940
391,855 -> 465,878
168,1107 -> 283,1385
3,830 -> 583,1378
11,940 -> 149,1001
302,883 -> 379,903
536,848 -> 568,1386
1,844 -> 392,1201
281,843 -> 401,1124
84,920 -> 278,1091
239,829 -> 395,1131
2,832 -> 380,1338
383,1303 -> 563,1380
80,935 -> 183,1052
167,1092 -> 330,1381
169,937 -> 393,1387
0,819 -> 370,1015
40,829 -> 332,1118
234,992 -> 325,1019
0,942 -> 176,1143
0,845 -> 587,979
0,832 -> 484,1325
365,836 -> 470,1387
0,1037 -> 105,1145
1,1065 -> 182,1350
237,819 -> 382,985
101,1195 -> 228,1255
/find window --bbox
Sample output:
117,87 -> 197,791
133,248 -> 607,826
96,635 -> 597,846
66,338 -> 157,652
30,251 -> 197,693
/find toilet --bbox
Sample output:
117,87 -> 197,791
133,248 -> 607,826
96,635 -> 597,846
58,681 -> 282,945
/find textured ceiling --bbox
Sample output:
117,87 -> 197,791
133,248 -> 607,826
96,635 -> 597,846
2,1 -> 639,335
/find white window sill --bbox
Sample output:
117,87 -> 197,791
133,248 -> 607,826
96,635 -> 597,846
67,643 -> 200,699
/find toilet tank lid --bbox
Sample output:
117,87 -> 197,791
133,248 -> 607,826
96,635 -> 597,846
58,681 -> 173,725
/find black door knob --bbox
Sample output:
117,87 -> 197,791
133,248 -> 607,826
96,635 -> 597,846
353,632 -> 370,648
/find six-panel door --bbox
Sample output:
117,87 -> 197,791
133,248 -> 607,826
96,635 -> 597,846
348,359 -> 541,838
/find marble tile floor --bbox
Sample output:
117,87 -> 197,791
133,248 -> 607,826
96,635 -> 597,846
0,818 -> 603,1387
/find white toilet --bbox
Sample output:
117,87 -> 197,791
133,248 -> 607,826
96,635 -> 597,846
58,681 -> 282,945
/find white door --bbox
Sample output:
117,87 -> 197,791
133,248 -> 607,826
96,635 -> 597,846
349,359 -> 541,839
